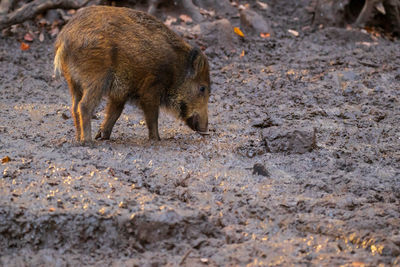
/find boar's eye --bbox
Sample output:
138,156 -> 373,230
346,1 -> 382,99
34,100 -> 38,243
199,86 -> 206,93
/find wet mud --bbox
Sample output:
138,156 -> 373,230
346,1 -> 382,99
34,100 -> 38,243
1,0 -> 400,266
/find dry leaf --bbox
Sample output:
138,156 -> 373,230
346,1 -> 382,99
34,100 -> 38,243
365,26 -> 381,38
165,16 -> 177,26
38,18 -> 48,26
39,32 -> 44,42
357,41 -> 378,47
50,27 -> 59,37
1,156 -> 11,163
20,42 -> 30,51
108,168 -> 116,177
234,27 -> 245,38
179,14 -> 192,23
260,32 -> 270,38
24,32 -> 34,42
240,50 -> 245,58
67,9 -> 76,15
288,29 -> 299,37
199,8 -> 215,17
257,1 -> 268,9
238,4 -> 249,10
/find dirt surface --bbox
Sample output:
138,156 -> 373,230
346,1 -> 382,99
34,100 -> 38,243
1,0 -> 400,266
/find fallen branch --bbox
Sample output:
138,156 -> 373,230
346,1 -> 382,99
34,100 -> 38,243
0,0 -> 91,30
179,248 -> 192,265
358,60 -> 380,68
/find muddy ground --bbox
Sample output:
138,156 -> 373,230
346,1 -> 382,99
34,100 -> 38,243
1,0 -> 400,266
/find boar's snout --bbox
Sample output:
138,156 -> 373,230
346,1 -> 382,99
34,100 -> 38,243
186,112 -> 209,135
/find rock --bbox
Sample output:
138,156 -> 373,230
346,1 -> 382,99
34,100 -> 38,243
382,240 -> 400,257
262,126 -> 317,154
252,163 -> 269,177
45,9 -> 62,24
320,27 -> 372,43
240,8 -> 273,36
391,235 -> 400,246
193,19 -> 236,53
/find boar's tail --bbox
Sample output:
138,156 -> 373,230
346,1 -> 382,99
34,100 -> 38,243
53,43 -> 64,79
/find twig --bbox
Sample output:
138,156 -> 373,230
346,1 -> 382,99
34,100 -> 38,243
179,248 -> 192,265
358,60 -> 380,68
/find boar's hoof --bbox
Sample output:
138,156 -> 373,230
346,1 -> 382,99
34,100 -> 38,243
95,130 -> 110,140
148,134 -> 161,141
80,140 -> 95,147
197,131 -> 210,136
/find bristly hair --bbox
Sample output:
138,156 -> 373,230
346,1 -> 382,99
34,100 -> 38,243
53,43 -> 64,79
179,101 -> 188,119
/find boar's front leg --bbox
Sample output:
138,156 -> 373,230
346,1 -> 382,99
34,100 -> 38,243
141,99 -> 160,140
95,98 -> 125,140
138,77 -> 161,140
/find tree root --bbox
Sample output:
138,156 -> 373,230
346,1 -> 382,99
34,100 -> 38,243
353,0 -> 400,35
0,0 -> 91,30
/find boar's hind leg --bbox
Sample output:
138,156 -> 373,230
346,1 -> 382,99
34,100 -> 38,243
95,98 -> 125,140
78,86 -> 103,143
66,79 -> 83,141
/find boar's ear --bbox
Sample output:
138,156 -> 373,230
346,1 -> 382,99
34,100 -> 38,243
187,47 -> 207,78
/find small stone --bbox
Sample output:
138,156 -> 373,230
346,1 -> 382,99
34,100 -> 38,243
253,163 -> 269,177
382,241 -> 400,257
391,235 -> 400,246
240,8 -> 273,36
262,126 -> 317,154
200,258 -> 209,263
193,19 -> 236,53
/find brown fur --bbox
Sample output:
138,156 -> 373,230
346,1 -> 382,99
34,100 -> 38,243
54,6 -> 210,142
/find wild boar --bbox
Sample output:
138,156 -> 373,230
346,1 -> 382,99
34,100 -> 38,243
54,6 -> 210,143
